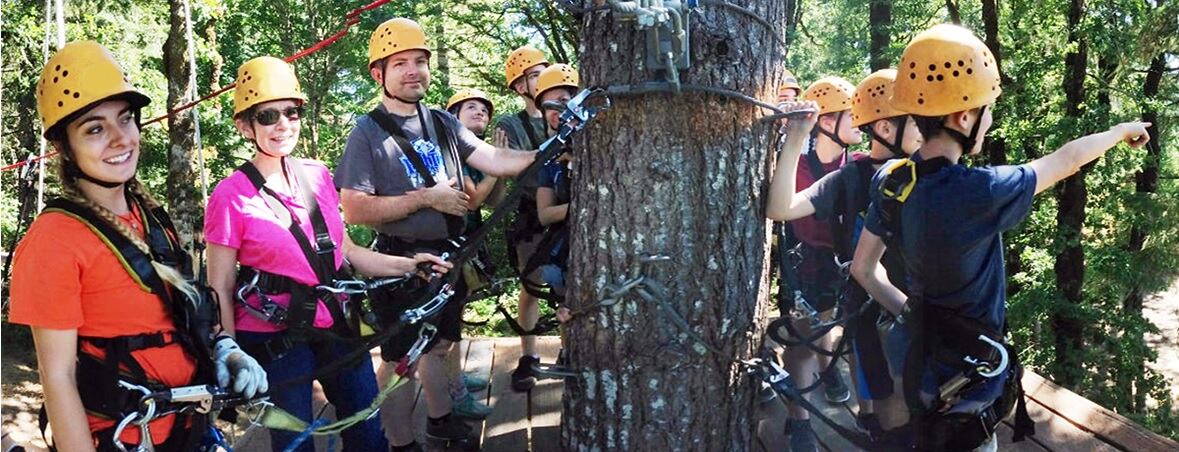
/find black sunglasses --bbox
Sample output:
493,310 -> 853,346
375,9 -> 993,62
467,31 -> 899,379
253,105 -> 304,126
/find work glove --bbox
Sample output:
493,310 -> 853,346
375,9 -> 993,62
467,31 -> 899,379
213,336 -> 269,399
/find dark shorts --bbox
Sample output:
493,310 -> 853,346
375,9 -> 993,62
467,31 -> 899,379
370,238 -> 467,362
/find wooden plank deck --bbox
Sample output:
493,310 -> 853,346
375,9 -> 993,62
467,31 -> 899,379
8,336 -> 1177,451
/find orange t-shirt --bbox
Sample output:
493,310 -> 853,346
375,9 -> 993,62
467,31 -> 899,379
8,209 -> 198,446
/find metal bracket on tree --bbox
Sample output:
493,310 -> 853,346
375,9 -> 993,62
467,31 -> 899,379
605,0 -> 694,90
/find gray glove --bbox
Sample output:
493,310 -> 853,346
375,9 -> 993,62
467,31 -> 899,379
213,336 -> 268,398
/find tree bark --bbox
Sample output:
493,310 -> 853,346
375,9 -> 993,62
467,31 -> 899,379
945,0 -> 961,24
869,0 -> 892,71
1051,0 -> 1088,387
562,2 -> 785,450
435,18 -> 450,90
163,0 -> 202,252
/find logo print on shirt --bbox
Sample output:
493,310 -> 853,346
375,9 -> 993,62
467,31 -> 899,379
400,138 -> 448,188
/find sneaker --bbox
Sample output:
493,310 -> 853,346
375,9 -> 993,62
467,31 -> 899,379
452,393 -> 493,420
785,419 -> 819,452
511,356 -> 538,392
425,414 -> 473,441
822,369 -> 851,404
463,374 -> 489,393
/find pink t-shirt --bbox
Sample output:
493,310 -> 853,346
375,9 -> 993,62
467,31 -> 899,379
205,158 -> 345,333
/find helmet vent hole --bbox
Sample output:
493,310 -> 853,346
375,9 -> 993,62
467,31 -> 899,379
62,70 -> 69,77
944,62 -> 951,68
967,68 -> 973,75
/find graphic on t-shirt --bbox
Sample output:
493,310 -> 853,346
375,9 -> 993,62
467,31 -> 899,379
401,138 -> 448,188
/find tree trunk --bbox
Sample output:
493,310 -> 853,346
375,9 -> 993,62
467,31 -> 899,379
163,0 -> 202,252
205,15 -> 223,94
562,2 -> 785,450
945,0 -> 961,24
435,19 -> 450,90
869,0 -> 892,71
1125,52 -> 1165,412
1051,0 -> 1088,387
784,0 -> 800,58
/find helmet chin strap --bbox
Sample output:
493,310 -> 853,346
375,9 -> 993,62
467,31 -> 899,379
942,105 -> 987,154
817,110 -> 849,149
380,65 -> 424,107
870,116 -> 909,157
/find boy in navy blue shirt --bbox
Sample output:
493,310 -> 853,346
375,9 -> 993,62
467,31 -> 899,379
767,69 -> 924,441
850,24 -> 1151,450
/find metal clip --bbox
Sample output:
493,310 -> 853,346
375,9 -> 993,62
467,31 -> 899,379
400,284 -> 454,324
235,271 -> 261,303
395,324 -> 438,376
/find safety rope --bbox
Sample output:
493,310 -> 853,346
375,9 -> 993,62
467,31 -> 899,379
0,0 -> 393,174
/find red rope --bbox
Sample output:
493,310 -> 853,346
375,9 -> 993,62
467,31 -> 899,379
3,0 -> 391,173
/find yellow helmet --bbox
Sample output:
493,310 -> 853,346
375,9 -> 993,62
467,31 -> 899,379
851,69 -> 906,127
891,24 -> 1001,116
504,45 -> 549,88
779,68 -> 802,96
446,88 -> 494,117
802,76 -> 855,115
368,18 -> 431,68
534,64 -> 579,100
233,56 -> 307,117
37,41 -> 150,138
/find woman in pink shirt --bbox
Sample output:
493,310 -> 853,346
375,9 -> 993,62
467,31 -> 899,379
204,56 -> 449,452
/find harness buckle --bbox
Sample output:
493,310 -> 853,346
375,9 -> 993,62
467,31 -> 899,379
315,233 -> 335,255
400,284 -> 455,324
259,297 -> 288,324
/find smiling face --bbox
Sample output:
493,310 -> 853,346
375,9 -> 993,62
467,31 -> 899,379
372,49 -> 431,102
61,99 -> 140,185
236,99 -> 302,157
539,87 -> 574,131
456,100 -> 491,136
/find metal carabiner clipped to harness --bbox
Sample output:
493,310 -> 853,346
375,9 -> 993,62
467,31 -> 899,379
394,323 -> 437,376
400,283 -> 455,325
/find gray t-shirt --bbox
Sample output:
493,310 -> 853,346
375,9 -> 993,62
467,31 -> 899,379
335,103 -> 483,240
495,110 -> 547,193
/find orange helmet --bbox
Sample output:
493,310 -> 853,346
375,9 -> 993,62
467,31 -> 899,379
802,76 -> 855,115
504,45 -> 549,88
779,68 -> 802,98
891,24 -> 1001,116
233,56 -> 307,117
38,41 -> 150,138
851,69 -> 905,127
368,18 -> 431,68
534,64 -> 579,100
446,88 -> 494,117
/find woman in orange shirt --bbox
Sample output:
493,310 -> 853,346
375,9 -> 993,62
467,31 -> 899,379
8,41 -> 266,451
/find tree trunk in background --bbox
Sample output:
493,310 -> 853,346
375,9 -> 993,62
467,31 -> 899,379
163,0 -> 202,251
784,0 -> 801,58
869,0 -> 892,71
562,2 -> 785,449
435,19 -> 450,89
1052,0 -> 1088,388
1125,52 -> 1165,412
979,0 -> 1026,297
205,15 -> 223,94
945,0 -> 961,24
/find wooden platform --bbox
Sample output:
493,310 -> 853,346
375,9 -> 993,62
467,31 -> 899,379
228,337 -> 565,452
222,337 -> 1177,451
9,336 -> 1174,451
752,357 -> 1179,452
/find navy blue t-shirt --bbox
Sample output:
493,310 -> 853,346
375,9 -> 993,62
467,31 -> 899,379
538,161 -> 571,207
864,161 -> 1036,403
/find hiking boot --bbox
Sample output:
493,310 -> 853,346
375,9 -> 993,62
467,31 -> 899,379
426,413 -> 473,441
452,393 -> 493,420
511,355 -> 538,392
785,419 -> 819,452
822,368 -> 851,404
463,373 -> 489,393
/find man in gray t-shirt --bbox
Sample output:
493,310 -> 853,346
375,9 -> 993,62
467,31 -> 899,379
338,18 -> 541,447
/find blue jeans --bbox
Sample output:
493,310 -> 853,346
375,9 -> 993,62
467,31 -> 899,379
236,331 -> 387,452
